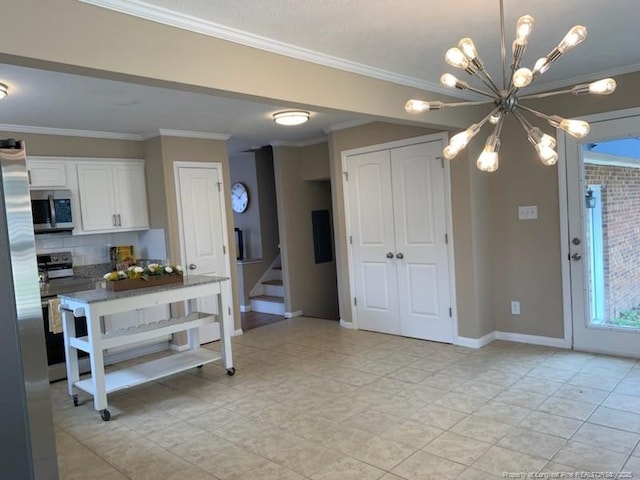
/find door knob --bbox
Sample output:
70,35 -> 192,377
189,263 -> 197,270
396,253 -> 404,259
386,252 -> 394,259
571,253 -> 582,261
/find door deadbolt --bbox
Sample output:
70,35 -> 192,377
572,237 -> 581,245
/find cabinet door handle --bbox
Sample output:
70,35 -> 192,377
27,170 -> 32,185
117,214 -> 121,227
112,214 -> 117,227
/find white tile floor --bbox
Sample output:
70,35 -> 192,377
51,317 -> 640,479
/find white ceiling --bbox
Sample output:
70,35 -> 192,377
1,0 -> 639,155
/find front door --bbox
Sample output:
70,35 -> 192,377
346,138 -> 454,342
176,163 -> 230,343
565,112 -> 640,357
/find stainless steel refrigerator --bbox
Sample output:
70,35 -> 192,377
0,138 -> 58,479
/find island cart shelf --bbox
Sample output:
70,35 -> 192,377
59,275 -> 233,421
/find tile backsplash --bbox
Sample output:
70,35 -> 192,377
35,229 -> 167,266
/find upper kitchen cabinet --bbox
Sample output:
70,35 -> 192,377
26,157 -> 68,188
76,160 -> 149,233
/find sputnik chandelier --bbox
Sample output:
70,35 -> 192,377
404,0 -> 616,172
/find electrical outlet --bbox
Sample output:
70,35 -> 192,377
518,206 -> 538,220
511,301 -> 521,315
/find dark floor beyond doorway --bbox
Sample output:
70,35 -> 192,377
241,311 -> 285,331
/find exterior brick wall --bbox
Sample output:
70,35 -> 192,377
584,163 -> 640,322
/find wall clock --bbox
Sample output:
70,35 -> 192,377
231,182 -> 249,213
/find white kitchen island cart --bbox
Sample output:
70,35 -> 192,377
58,275 -> 233,421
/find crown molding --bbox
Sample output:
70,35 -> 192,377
0,123 -> 142,140
270,137 -> 328,148
79,0 -> 477,100
143,128 -> 231,140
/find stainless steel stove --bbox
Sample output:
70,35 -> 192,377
38,251 -> 95,381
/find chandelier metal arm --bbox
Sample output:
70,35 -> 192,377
472,68 -> 502,96
442,99 -> 497,108
465,85 -> 497,98
512,109 -> 533,132
500,0 -> 507,89
519,89 -> 574,101
516,104 -> 552,122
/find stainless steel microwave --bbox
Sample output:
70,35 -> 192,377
30,190 -> 74,233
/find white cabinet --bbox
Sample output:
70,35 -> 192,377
26,158 -> 67,188
76,161 -> 149,233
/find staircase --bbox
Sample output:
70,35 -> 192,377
249,262 -> 285,315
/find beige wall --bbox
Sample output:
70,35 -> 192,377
1,131 -> 144,159
273,143 -> 339,319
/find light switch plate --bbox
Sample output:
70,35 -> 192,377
518,205 -> 538,220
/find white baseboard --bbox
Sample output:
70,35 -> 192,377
339,318 -> 355,329
234,328 -> 243,336
495,331 -> 568,349
239,304 -> 252,313
284,310 -> 303,319
456,331 -> 496,348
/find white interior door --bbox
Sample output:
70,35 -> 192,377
347,139 -> 454,342
347,150 -> 399,335
565,112 -> 640,357
392,143 -> 452,342
176,164 -> 228,343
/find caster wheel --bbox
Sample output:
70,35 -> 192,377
100,409 -> 111,422
197,365 -> 203,369
226,367 -> 236,376
73,395 -> 79,407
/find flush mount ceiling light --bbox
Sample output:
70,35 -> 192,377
405,0 -> 616,172
0,83 -> 8,100
273,110 -> 310,126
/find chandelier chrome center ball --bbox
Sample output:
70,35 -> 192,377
405,0 -> 616,172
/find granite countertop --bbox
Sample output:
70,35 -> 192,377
58,274 -> 228,304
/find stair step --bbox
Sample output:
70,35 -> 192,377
251,295 -> 284,303
250,295 -> 285,315
262,279 -> 283,286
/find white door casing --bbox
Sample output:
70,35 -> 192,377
343,134 -> 456,343
561,108 -> 640,357
174,162 -> 233,344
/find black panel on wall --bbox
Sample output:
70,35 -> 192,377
312,209 -> 333,264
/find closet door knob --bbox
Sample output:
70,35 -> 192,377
386,252 -> 394,259
189,264 -> 197,270
396,253 -> 404,259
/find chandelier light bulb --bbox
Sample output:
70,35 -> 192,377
560,119 -> 590,138
588,78 -> 617,95
458,38 -> 479,61
440,73 -> 458,88
557,25 -> 587,53
477,135 -> 501,172
450,124 -> 480,150
489,112 -> 502,125
443,144 -> 462,160
515,15 -> 535,44
512,68 -> 533,88
532,57 -> 550,76
535,143 -> 559,165
404,100 -> 444,113
541,133 -> 557,148
445,47 -> 470,69
0,83 -> 7,100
